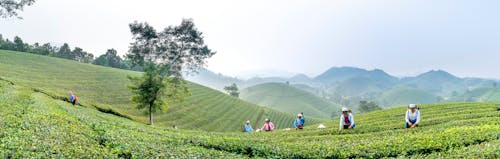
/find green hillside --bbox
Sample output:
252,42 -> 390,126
1,80 -> 499,158
240,83 -> 341,119
378,86 -> 439,107
0,50 -> 324,132
446,87 -> 500,102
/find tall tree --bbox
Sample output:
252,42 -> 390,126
35,43 -> 52,55
0,0 -> 35,18
126,19 -> 216,125
56,43 -> 71,59
81,51 -> 94,63
93,48 -> 124,68
0,34 -> 5,49
13,36 -> 26,51
72,47 -> 83,61
224,83 -> 240,98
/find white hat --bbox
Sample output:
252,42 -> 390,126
409,104 -> 416,108
246,120 -> 250,123
298,113 -> 303,117
342,107 -> 349,112
265,118 -> 270,122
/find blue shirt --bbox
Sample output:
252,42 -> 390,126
294,118 -> 304,128
244,124 -> 253,132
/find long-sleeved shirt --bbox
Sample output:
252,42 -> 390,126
294,118 -> 304,128
244,124 -> 253,132
339,113 -> 355,128
405,110 -> 420,124
69,95 -> 75,102
261,122 -> 275,131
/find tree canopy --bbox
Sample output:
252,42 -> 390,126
224,83 -> 240,98
0,0 -> 35,18
126,19 -> 216,125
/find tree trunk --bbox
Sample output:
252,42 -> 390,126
149,103 -> 153,125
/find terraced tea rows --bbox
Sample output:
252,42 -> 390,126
0,50 -> 324,132
1,80 -> 498,158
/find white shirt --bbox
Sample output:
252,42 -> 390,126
405,109 -> 420,124
339,113 -> 355,128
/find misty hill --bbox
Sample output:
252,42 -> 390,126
314,67 -> 397,84
185,68 -> 243,90
185,66 -> 499,110
378,86 -> 439,107
240,83 -> 341,119
400,70 -> 465,95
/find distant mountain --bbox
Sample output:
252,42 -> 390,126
240,83 -> 341,119
289,74 -> 313,84
185,68 -> 243,91
400,70 -> 465,95
315,67 -> 398,97
186,66 -> 500,109
314,67 -> 372,83
245,77 -> 288,88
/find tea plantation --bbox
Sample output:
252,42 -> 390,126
0,50 -> 499,158
0,50 -> 324,132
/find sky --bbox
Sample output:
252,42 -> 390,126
1,0 -> 500,79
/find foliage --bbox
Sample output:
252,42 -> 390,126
125,19 -> 216,125
0,50 -> 316,131
92,48 -> 128,69
224,83 -> 240,97
0,0 -> 35,18
0,34 -> 94,63
358,100 -> 382,113
1,80 -> 498,158
127,63 -> 189,125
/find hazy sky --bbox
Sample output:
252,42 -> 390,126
1,0 -> 499,79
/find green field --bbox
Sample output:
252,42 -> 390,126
0,50 -> 324,132
1,50 -> 499,158
1,79 -> 499,158
240,83 -> 341,118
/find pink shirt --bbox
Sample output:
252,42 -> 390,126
261,122 -> 275,131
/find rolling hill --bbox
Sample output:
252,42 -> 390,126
240,83 -> 341,119
378,86 -> 439,107
189,66 -> 500,110
0,50 -> 324,132
1,79 -> 498,158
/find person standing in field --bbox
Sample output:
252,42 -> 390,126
260,118 -> 275,132
294,113 -> 304,130
405,104 -> 420,128
244,120 -> 253,132
69,91 -> 78,106
339,107 -> 356,130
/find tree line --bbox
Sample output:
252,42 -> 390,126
0,34 -> 142,71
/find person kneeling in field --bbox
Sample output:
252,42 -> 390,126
244,120 -> 253,132
339,107 -> 356,130
405,104 -> 420,128
260,118 -> 275,132
294,113 -> 304,130
69,91 -> 78,106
